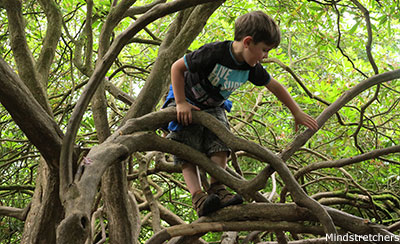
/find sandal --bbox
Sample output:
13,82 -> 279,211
192,191 -> 221,217
208,183 -> 243,208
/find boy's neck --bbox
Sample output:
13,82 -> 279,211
231,40 -> 245,63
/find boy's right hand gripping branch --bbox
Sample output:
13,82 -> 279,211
176,101 -> 200,126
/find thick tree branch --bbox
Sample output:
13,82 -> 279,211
388,222 -> 400,233
124,0 -> 167,17
0,204 -> 31,221
72,0 -> 94,75
3,0 -> 52,115
36,0 -> 63,87
0,58 -> 63,168
147,203 -> 400,243
146,221 -> 325,244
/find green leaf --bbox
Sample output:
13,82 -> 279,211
348,20 -> 361,35
378,15 -> 388,25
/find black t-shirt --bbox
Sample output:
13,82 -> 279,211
183,41 -> 271,107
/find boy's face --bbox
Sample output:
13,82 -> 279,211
243,37 -> 274,67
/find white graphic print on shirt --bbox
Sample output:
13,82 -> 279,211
208,64 -> 250,99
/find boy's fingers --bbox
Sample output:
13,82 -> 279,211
309,118 -> 319,131
178,111 -> 186,125
180,111 -> 192,126
296,116 -> 318,132
187,111 -> 192,125
313,122 -> 319,131
177,104 -> 200,126
306,119 -> 318,131
184,112 -> 190,126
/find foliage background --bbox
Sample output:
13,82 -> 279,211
0,0 -> 399,243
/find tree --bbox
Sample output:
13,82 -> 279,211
0,0 -> 399,243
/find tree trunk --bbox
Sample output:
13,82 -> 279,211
101,164 -> 141,243
21,159 -> 64,244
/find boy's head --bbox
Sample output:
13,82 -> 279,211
234,11 -> 281,48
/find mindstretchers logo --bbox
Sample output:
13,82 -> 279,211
326,233 -> 400,242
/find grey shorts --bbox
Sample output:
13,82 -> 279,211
166,102 -> 231,165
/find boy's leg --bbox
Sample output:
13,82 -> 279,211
209,151 -> 229,184
182,163 -> 202,195
182,162 -> 221,217
200,106 -> 243,208
208,151 -> 244,208
165,101 -> 223,216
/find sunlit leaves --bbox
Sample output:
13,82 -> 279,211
0,0 -> 399,242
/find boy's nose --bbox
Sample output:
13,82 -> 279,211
263,52 -> 269,59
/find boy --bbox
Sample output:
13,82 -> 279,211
164,11 -> 318,217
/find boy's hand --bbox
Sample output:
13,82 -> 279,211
293,110 -> 319,132
176,101 -> 200,126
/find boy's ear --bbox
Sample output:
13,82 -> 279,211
242,36 -> 253,48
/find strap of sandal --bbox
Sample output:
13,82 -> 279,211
209,183 -> 232,198
192,191 -> 207,209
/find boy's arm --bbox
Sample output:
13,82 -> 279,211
171,58 -> 200,126
265,78 -> 318,131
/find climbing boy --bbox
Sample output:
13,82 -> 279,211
163,11 -> 319,217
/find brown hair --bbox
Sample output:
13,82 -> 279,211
234,11 -> 281,48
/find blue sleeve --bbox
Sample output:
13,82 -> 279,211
162,85 -> 175,109
223,100 -> 232,112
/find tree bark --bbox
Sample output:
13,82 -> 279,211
101,165 -> 140,243
3,0 -> 53,115
21,159 -> 64,244
0,58 -> 63,168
